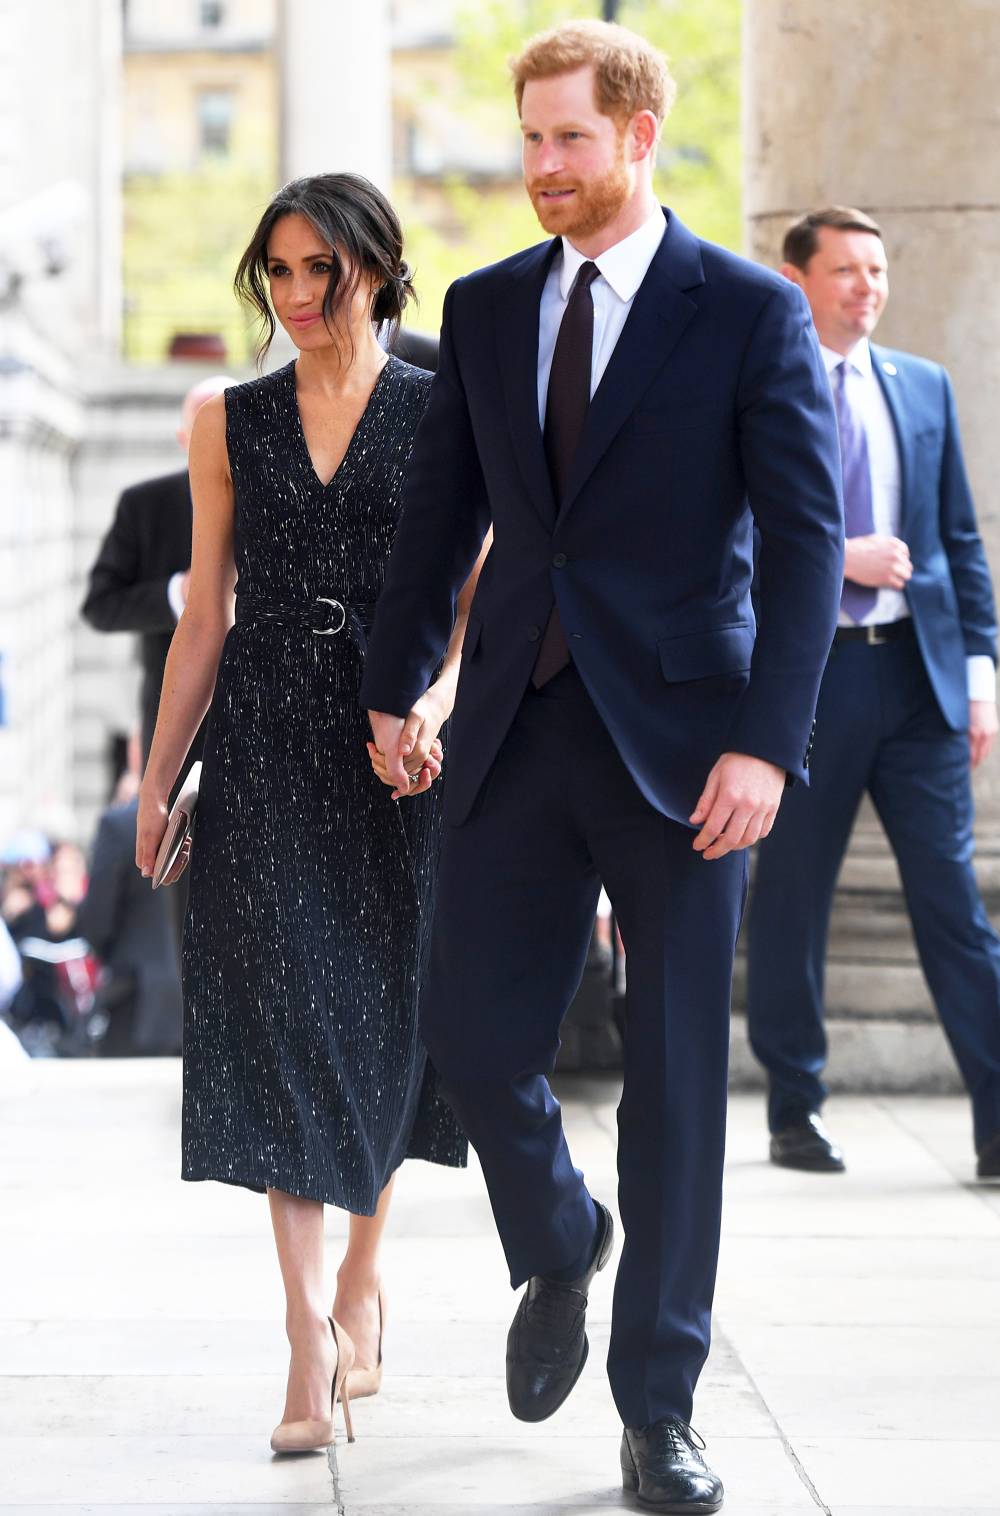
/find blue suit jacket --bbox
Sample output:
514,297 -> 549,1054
362,210 -> 845,827
868,343 -> 997,731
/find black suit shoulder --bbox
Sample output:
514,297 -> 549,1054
697,238 -> 793,301
446,239 -> 556,315
448,224 -> 798,326
82,468 -> 192,636
118,469 -> 191,513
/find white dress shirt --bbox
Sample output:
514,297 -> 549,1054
537,206 -> 666,428
167,571 -> 187,622
823,339 -> 994,703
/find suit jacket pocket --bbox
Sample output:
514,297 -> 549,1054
657,622 -> 755,683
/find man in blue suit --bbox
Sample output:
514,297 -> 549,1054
363,22 -> 843,1509
746,206 -> 1000,1184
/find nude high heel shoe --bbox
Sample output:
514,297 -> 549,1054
270,1317 -> 356,1453
345,1287 -> 385,1400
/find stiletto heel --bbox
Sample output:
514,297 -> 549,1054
331,1317 -> 356,1444
270,1316 -> 357,1453
339,1377 -> 355,1443
345,1286 -> 385,1400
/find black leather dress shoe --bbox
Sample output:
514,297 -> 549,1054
977,1130 -> 1000,1179
621,1420 -> 724,1511
506,1200 -> 613,1422
770,1112 -> 845,1173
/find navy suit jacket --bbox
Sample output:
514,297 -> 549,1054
361,210 -> 845,827
868,343 -> 996,731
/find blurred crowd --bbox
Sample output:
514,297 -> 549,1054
0,747 -> 182,1060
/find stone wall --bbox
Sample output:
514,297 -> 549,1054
0,328 -> 82,842
736,0 -> 1000,1092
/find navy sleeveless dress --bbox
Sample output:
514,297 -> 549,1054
181,356 -> 466,1213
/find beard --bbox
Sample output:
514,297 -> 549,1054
528,155 -> 632,241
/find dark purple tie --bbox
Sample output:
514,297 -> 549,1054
834,360 -> 878,624
532,260 -> 600,689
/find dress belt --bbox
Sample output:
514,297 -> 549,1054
832,619 -> 914,647
235,594 -> 376,637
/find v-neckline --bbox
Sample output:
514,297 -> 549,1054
289,356 -> 393,491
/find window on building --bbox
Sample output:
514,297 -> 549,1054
198,90 -> 234,155
200,1 -> 225,27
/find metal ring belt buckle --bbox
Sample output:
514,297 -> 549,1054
312,597 -> 347,636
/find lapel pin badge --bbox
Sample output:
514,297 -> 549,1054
881,361 -> 898,376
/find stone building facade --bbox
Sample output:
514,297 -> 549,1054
733,0 -> 1000,1093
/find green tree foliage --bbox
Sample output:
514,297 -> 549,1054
122,85 -> 277,366
398,0 -> 741,335
123,165 -> 271,364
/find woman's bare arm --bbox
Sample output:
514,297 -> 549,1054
136,394 -> 236,874
426,526 -> 493,711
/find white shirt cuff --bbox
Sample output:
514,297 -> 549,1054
167,571 -> 187,622
967,655 -> 996,703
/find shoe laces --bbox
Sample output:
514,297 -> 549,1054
644,1418 -> 707,1460
524,1279 -> 585,1332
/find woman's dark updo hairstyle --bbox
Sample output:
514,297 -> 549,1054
234,172 -> 416,367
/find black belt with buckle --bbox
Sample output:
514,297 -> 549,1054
235,594 -> 376,636
833,619 -> 914,647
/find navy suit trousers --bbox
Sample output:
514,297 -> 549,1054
421,666 -> 748,1428
746,633 -> 1000,1150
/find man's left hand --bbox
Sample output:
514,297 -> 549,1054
690,752 -> 787,859
969,700 -> 998,769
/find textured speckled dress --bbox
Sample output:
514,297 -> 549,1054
181,356 -> 467,1212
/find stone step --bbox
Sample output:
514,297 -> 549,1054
837,847 -> 1000,899
823,903 -> 918,958
728,1011 -> 964,1094
732,955 -> 935,1020
741,911 -> 916,965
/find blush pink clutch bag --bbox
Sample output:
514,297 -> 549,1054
151,761 -> 202,889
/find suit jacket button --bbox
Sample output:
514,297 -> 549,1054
528,625 -> 541,641
552,553 -> 567,569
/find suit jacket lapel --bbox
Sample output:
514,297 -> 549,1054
557,210 -> 705,524
496,239 -> 560,526
870,343 -> 912,536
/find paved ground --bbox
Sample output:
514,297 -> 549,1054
2,1059 -> 999,1515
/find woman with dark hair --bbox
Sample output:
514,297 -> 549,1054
135,173 -> 476,1454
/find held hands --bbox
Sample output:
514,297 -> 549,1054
690,752 -> 786,860
844,534 -> 912,590
970,700 -> 999,769
368,687 -> 449,801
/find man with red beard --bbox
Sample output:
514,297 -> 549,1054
363,21 -> 843,1509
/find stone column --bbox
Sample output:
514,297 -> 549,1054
735,0 -> 1000,1092
0,0 -> 122,843
278,0 -> 391,188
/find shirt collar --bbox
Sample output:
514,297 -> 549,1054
821,337 -> 872,379
558,206 -> 666,302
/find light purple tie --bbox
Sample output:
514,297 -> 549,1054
834,360 -> 878,623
